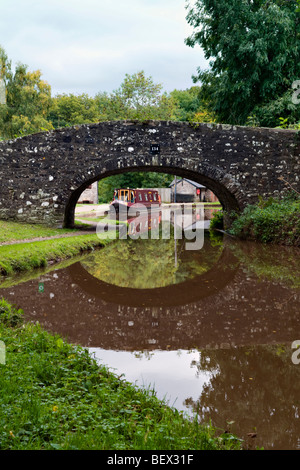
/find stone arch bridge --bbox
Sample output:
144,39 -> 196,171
0,120 -> 298,227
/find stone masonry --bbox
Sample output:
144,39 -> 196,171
0,120 -> 298,227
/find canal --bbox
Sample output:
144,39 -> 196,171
0,208 -> 299,450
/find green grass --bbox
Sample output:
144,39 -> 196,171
76,217 -> 106,223
0,220 -> 76,244
76,216 -> 127,225
0,234 -> 112,277
203,202 -> 222,206
0,300 -> 243,450
74,220 -> 95,229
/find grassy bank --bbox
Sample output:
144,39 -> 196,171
0,233 -> 111,277
212,195 -> 300,246
0,300 -> 242,450
0,221 -> 77,244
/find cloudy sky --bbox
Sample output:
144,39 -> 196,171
0,0 -> 208,97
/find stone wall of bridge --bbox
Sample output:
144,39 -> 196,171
0,120 -> 298,227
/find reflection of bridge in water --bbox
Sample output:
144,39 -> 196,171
69,244 -> 237,307
1,242 -> 299,351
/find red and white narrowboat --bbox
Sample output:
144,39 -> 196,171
110,188 -> 161,213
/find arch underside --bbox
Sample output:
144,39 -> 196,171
64,163 -> 242,228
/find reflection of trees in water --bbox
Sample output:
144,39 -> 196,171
81,235 -> 222,289
228,241 -> 300,289
132,350 -> 155,360
185,346 -> 300,450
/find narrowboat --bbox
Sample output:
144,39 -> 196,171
110,188 -> 161,214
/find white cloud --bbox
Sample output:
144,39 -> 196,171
0,0 -> 207,96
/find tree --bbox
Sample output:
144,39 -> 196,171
48,93 -> 101,128
185,0 -> 300,127
170,86 -> 216,122
95,71 -> 178,201
0,46 -> 53,139
95,71 -> 176,121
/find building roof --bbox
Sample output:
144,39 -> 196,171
169,178 -> 206,189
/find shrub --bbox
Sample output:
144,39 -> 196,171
210,210 -> 224,231
229,195 -> 300,245
0,298 -> 23,327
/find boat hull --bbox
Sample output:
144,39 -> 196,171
109,200 -> 160,215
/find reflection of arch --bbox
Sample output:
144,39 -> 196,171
68,246 -> 239,307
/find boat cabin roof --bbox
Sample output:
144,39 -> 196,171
114,188 -> 158,193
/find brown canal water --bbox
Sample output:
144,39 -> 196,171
0,222 -> 300,450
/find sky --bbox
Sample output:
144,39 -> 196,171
0,0 -> 208,97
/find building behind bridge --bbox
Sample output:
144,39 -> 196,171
77,183 -> 98,204
169,178 -> 219,204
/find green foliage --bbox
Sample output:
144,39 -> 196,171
185,0 -> 300,127
48,93 -> 101,128
209,210 -> 224,231
276,117 -> 300,130
170,87 -> 202,121
0,46 -> 53,139
170,86 -> 215,123
95,71 -> 177,121
0,59 -> 182,140
229,195 -> 300,245
0,298 -> 23,327
248,90 -> 300,128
